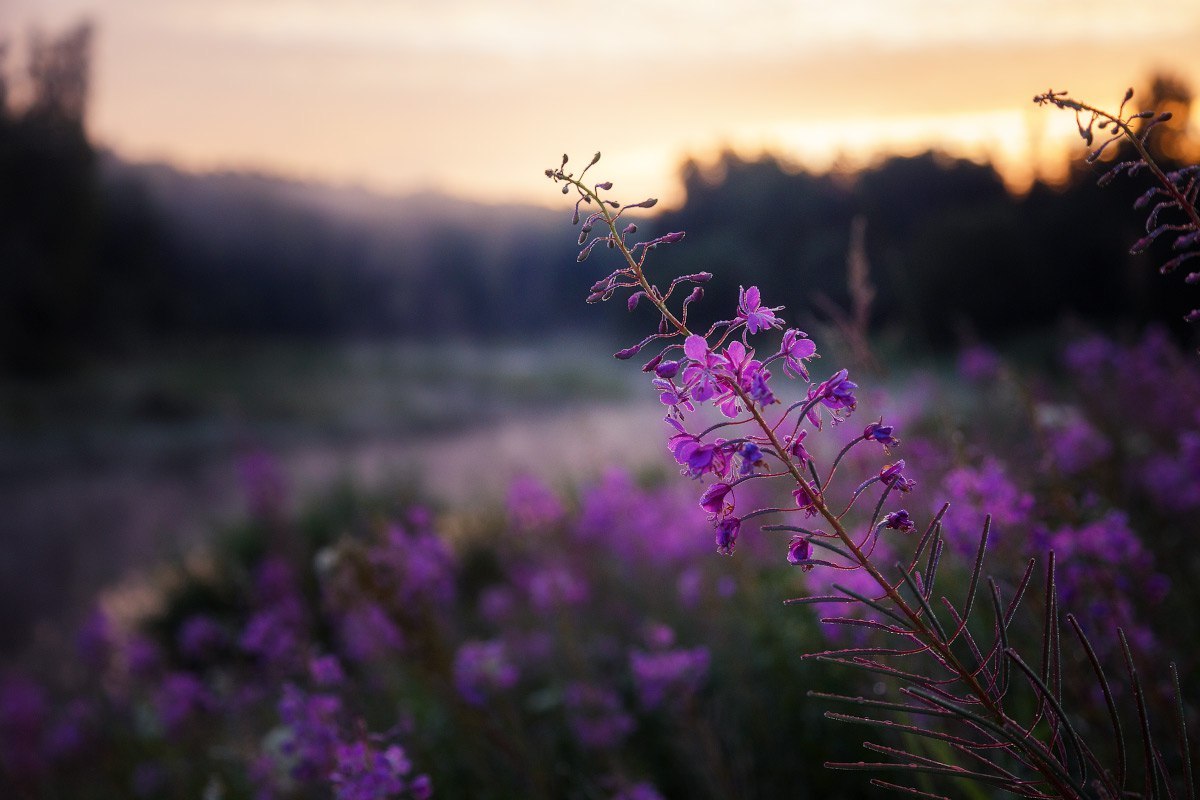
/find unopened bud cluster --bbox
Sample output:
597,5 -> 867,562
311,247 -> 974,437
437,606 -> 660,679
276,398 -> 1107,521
1035,88 -> 1200,323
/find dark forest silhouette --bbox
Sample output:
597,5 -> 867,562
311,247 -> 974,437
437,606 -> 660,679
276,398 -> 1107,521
2,23 -> 1197,377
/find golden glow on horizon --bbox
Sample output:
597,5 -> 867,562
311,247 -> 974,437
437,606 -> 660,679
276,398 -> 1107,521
5,0 -> 1200,206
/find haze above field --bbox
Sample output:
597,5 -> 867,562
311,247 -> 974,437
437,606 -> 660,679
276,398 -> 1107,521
4,0 -> 1200,206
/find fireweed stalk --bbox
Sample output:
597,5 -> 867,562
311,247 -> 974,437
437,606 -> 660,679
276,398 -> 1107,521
1035,88 -> 1200,323
547,153 -> 1195,799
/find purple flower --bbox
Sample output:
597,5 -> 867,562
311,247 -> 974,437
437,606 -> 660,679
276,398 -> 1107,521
309,655 -> 345,687
330,741 -> 426,800
938,458 -> 1034,555
715,516 -> 740,555
863,419 -> 899,449
786,536 -> 813,570
785,431 -> 811,466
879,460 -> 916,493
668,430 -> 730,480
278,684 -> 342,782
125,635 -> 164,678
1143,432 -> 1200,512
154,672 -> 215,737
792,480 -> 821,516
738,441 -> 765,475
1046,415 -> 1111,475
681,334 -> 722,403
368,523 -> 457,607
698,482 -> 734,518
629,646 -> 710,710
339,603 -> 404,663
652,377 -> 693,413
821,369 -> 858,411
778,328 -> 818,380
807,369 -> 858,427
527,566 -> 588,612
454,640 -> 518,706
883,509 -> 916,533
737,285 -> 784,335
958,345 -> 1001,383
747,367 -> 777,406
478,586 -> 516,624
506,474 -> 566,532
564,683 -> 635,750
241,597 -> 307,670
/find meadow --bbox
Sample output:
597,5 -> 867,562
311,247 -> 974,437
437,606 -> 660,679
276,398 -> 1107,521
3,60 -> 1200,798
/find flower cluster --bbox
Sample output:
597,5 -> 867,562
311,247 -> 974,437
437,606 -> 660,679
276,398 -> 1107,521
547,154 -> 914,571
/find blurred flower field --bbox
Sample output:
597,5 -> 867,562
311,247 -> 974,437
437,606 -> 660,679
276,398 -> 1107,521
3,327 -> 1197,799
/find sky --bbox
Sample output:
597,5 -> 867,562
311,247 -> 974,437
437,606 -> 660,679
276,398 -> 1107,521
4,0 -> 1200,207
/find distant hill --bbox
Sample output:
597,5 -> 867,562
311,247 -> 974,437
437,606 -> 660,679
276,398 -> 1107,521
95,153 -> 590,340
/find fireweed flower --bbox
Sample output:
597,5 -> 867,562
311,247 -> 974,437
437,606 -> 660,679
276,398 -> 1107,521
715,516 -> 740,555
547,154 -> 912,570
680,334 -> 723,403
453,640 -> 518,706
882,509 -> 916,533
277,684 -> 342,782
776,328 -> 818,380
863,419 -> 899,449
737,441 -> 765,475
309,654 -> 345,687
737,285 -> 784,334
329,740 -> 432,800
698,482 -> 734,519
807,369 -> 858,427
786,536 -> 813,570
154,672 -> 216,738
629,646 -> 711,711
793,481 -> 821,516
879,460 -> 916,493
564,682 -> 636,750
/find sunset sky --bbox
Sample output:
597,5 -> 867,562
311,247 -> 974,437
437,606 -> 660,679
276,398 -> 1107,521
4,0 -> 1200,207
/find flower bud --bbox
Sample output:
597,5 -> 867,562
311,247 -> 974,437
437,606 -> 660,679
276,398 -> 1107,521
641,353 -> 664,373
614,344 -> 642,359
654,360 -> 680,379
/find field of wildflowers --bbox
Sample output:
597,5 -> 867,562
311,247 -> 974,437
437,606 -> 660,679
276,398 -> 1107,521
2,89 -> 1199,799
